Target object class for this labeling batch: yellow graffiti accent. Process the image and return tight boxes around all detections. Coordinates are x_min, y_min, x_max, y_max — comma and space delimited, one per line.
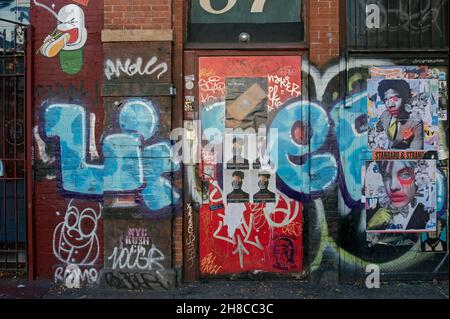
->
310, 199, 433, 274
282, 222, 302, 237
200, 252, 223, 275
199, 68, 216, 78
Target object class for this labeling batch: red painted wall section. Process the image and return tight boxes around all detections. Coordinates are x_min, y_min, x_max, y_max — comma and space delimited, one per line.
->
198, 56, 304, 275
32, 0, 104, 282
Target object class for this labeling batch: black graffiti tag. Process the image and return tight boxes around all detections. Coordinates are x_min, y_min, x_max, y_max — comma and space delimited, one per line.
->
104, 271, 169, 290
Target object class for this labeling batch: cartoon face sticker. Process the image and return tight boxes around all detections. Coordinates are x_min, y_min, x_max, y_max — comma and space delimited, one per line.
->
39, 4, 87, 57
57, 4, 88, 50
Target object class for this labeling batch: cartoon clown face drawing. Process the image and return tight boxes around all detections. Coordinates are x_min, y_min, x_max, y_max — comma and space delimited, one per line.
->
36, 1, 88, 75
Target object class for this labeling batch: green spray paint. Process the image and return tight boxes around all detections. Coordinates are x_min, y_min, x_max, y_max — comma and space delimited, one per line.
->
59, 49, 84, 75
310, 199, 433, 274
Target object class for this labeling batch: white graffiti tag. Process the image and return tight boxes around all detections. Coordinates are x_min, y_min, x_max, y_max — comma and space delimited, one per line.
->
104, 57, 168, 81
107, 244, 165, 272
185, 203, 196, 269
53, 199, 101, 266
52, 200, 102, 288
199, 76, 225, 94
54, 264, 99, 288
268, 74, 301, 110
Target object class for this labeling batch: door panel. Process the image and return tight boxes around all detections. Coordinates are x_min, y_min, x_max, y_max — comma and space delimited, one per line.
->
198, 55, 304, 276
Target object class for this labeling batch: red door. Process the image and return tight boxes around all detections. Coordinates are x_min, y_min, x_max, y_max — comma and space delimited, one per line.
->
197, 55, 304, 276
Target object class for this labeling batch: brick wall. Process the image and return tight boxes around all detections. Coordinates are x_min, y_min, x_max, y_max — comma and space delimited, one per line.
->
32, 0, 104, 280
30, 0, 341, 283
309, 0, 340, 66
104, 0, 171, 30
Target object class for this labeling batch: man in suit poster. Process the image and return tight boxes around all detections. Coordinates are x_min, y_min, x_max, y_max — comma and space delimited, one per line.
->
367, 78, 439, 151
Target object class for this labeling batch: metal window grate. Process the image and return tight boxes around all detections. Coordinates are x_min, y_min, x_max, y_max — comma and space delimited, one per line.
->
347, 0, 449, 50
0, 25, 27, 273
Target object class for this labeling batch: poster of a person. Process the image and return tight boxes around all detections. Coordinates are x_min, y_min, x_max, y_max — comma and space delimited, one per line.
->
252, 135, 273, 170
224, 134, 252, 170
251, 170, 277, 203
364, 160, 436, 233
224, 170, 250, 203
367, 78, 439, 151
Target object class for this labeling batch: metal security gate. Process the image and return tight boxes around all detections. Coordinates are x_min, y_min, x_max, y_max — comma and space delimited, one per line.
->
0, 21, 30, 273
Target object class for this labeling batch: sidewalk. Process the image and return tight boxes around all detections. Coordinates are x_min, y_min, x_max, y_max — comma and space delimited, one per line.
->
1, 276, 448, 299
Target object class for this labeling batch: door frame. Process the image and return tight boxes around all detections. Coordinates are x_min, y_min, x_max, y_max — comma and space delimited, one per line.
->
182, 49, 310, 282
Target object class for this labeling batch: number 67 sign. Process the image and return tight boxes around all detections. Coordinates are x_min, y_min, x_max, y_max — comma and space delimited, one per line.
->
199, 0, 266, 14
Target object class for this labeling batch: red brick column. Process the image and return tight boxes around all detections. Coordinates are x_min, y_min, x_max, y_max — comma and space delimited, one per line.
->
309, 0, 340, 66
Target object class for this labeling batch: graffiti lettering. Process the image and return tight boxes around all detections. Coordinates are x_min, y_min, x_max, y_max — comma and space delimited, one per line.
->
43, 99, 180, 211
104, 271, 169, 290
199, 76, 225, 95
282, 222, 302, 238
34, 81, 101, 105
124, 228, 150, 246
268, 75, 301, 97
270, 99, 337, 196
107, 244, 165, 272
54, 265, 98, 288
200, 253, 222, 275
185, 203, 196, 270
104, 57, 168, 81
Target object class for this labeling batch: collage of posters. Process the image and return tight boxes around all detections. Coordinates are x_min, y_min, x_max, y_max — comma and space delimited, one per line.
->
364, 66, 442, 237
222, 77, 278, 204
367, 66, 440, 151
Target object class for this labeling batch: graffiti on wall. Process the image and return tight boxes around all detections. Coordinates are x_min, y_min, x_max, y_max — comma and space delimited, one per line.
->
190, 55, 448, 279
30, 0, 104, 284
185, 203, 196, 270
104, 57, 169, 81
53, 199, 101, 288
198, 56, 304, 274
102, 219, 172, 290
304, 58, 448, 278
41, 98, 180, 213
34, 0, 88, 75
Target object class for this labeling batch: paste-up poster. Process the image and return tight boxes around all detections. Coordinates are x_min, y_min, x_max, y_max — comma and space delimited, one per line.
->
224, 133, 252, 170
251, 169, 277, 203
367, 77, 439, 151
225, 77, 268, 131
223, 169, 251, 204
421, 165, 448, 252
364, 160, 436, 233
366, 232, 418, 247
421, 218, 447, 252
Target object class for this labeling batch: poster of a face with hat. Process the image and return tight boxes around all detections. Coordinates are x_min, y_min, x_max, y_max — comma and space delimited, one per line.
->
224, 170, 251, 203
251, 170, 277, 203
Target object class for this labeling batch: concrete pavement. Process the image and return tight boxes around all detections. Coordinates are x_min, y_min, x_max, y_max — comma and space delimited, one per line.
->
0, 275, 448, 299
